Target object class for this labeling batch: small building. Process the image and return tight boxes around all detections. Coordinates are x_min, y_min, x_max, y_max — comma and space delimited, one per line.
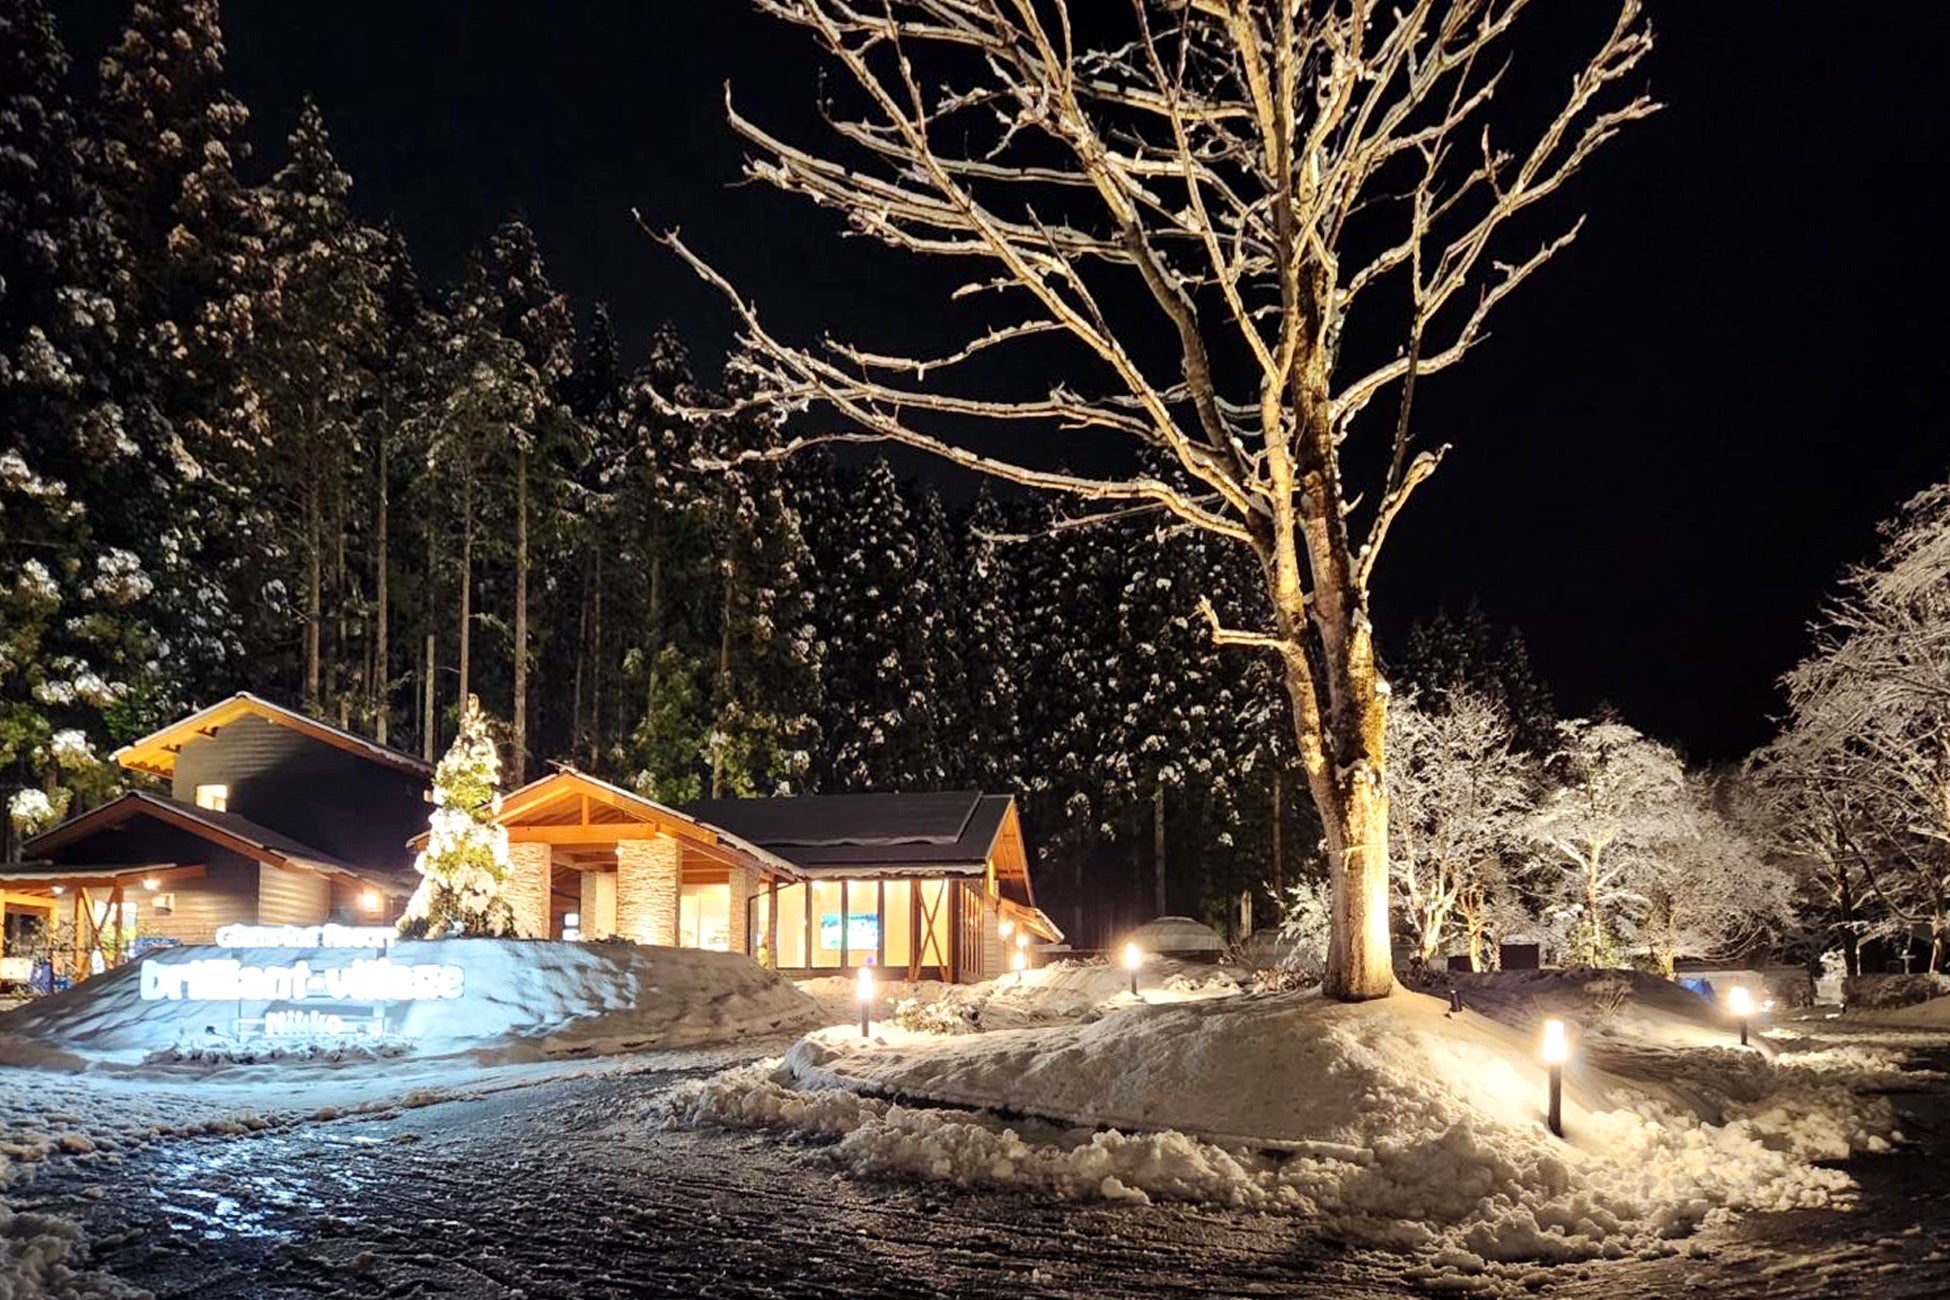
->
2, 694, 425, 978
434, 774, 1063, 983
4, 694, 1058, 986
689, 790, 1062, 981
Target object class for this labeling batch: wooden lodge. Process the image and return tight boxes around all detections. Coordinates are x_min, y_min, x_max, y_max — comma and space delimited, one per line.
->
1, 694, 1058, 986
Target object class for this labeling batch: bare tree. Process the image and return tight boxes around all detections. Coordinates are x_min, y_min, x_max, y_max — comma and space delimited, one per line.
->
660, 0, 1654, 998
1525, 718, 1684, 967
1387, 689, 1532, 966
1775, 485, 1950, 971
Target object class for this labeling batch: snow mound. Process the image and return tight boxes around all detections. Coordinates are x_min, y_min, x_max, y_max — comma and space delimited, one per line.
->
1445, 969, 1753, 1053
803, 958, 1245, 1037
1123, 915, 1226, 954
658, 989, 1899, 1276
0, 940, 820, 1071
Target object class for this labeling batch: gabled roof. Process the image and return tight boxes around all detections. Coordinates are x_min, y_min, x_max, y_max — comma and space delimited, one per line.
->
23, 791, 408, 894
412, 767, 804, 882
112, 691, 435, 780
682, 792, 1015, 869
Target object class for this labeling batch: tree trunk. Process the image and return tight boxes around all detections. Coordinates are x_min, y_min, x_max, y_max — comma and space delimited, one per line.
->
1152, 784, 1167, 916
304, 481, 322, 712
590, 552, 604, 768
512, 448, 529, 786
374, 426, 389, 745
1836, 850, 1861, 978
572, 561, 588, 766
710, 579, 734, 798
645, 551, 663, 727
422, 518, 438, 761
458, 477, 474, 707
1269, 768, 1284, 895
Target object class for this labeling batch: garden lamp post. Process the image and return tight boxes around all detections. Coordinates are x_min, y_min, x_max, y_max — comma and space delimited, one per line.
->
1541, 1018, 1568, 1138
1124, 941, 1142, 997
857, 964, 874, 1039
1728, 985, 1753, 1047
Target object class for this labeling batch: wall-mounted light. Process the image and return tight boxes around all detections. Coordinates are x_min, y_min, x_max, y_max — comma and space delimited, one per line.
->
143, 877, 160, 891
358, 888, 382, 915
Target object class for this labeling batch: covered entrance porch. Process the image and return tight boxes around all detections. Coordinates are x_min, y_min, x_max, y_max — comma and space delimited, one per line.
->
464, 770, 798, 950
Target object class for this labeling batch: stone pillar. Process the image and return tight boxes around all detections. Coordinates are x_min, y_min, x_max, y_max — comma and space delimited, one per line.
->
505, 841, 552, 939
727, 867, 754, 956
616, 834, 681, 947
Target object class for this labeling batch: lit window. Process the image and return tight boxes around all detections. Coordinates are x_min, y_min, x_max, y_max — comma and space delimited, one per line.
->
195, 784, 228, 812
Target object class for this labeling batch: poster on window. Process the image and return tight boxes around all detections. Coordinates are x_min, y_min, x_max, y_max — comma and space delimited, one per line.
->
819, 911, 880, 951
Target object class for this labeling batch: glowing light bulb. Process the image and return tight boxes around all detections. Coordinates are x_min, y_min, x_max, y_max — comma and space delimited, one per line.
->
1727, 986, 1753, 1018
1541, 1018, 1569, 1066
1123, 941, 1142, 972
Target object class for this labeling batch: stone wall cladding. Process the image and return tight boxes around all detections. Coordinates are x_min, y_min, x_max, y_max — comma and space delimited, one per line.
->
616, 835, 681, 946
505, 841, 552, 939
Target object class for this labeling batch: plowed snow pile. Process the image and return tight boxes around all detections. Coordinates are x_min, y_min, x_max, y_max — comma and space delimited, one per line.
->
658, 988, 1901, 1283
0, 940, 820, 1071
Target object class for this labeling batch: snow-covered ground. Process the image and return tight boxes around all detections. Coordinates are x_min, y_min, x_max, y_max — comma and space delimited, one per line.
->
0, 941, 820, 1297
0, 940, 820, 1072
662, 969, 1917, 1290
799, 955, 1244, 1034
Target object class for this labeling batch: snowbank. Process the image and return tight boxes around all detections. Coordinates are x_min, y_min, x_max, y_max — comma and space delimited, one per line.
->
1444, 969, 1758, 1053
800, 957, 1245, 1035
0, 940, 819, 1071
658, 988, 1900, 1279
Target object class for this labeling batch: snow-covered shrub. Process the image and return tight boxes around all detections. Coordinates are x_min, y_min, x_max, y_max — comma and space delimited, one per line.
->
1843, 972, 1950, 1010
893, 995, 979, 1036
1274, 879, 1332, 976
1582, 973, 1634, 1021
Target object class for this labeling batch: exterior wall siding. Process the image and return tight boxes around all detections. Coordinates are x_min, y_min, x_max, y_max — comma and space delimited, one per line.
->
170, 714, 428, 872
256, 862, 330, 926
139, 860, 261, 945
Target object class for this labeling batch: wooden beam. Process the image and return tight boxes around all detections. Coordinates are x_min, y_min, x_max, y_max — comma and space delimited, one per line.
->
505, 823, 669, 845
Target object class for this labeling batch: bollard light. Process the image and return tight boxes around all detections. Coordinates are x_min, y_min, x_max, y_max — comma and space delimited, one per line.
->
1448, 986, 1463, 1014
1728, 985, 1753, 1047
1011, 950, 1027, 974
1540, 1018, 1568, 1138
856, 964, 875, 1039
1124, 941, 1142, 997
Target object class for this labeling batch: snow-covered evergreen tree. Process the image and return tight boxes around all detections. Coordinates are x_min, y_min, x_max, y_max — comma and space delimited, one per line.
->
253, 97, 385, 718
92, 0, 269, 707
953, 486, 1023, 792
816, 458, 939, 791
399, 694, 516, 938
0, 0, 153, 854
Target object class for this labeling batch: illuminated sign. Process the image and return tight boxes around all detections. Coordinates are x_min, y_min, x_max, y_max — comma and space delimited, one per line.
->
214, 924, 396, 949
139, 935, 465, 1040
140, 955, 463, 1004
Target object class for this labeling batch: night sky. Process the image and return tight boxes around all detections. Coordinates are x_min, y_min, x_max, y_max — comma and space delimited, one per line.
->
48, 1, 1950, 763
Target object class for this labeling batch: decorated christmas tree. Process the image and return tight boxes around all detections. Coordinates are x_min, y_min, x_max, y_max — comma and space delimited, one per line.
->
399, 695, 517, 938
